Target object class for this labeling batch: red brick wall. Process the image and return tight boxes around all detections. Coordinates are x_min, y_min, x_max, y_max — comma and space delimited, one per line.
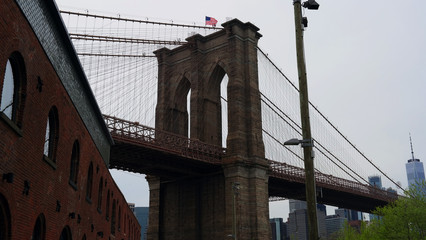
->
0, 1, 140, 239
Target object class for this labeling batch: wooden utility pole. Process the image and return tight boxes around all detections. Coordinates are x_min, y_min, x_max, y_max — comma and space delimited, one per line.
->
293, 0, 319, 239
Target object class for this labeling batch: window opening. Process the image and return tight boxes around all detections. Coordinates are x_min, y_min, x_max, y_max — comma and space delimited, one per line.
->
0, 194, 11, 240
97, 178, 103, 212
44, 107, 59, 162
59, 226, 72, 240
106, 190, 110, 220
69, 141, 80, 187
86, 163, 93, 201
1, 60, 14, 119
31, 214, 46, 240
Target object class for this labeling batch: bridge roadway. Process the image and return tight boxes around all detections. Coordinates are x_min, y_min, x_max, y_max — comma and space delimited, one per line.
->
104, 115, 397, 213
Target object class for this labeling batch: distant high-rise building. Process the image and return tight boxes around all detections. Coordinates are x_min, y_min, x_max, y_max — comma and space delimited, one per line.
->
317, 203, 327, 216
133, 207, 149, 240
368, 175, 382, 189
325, 208, 362, 237
270, 218, 288, 240
335, 208, 362, 221
287, 200, 326, 240
325, 214, 346, 237
368, 175, 383, 221
406, 135, 425, 189
288, 209, 308, 240
128, 203, 136, 212
289, 199, 307, 213
317, 204, 327, 238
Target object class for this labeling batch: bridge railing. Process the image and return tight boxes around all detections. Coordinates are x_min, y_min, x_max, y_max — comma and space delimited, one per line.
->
269, 160, 397, 202
103, 115, 397, 202
103, 115, 225, 164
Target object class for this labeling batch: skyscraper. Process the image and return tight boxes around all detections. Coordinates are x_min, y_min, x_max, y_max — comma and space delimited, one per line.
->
270, 218, 288, 240
368, 175, 382, 189
287, 200, 327, 240
368, 176, 383, 221
406, 135, 425, 189
133, 207, 149, 240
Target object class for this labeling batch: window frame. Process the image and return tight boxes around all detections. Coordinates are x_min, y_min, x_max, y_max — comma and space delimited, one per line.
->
97, 177, 103, 214
31, 214, 46, 240
59, 226, 72, 240
106, 189, 110, 221
85, 162, 93, 203
0, 52, 27, 136
43, 107, 59, 169
69, 140, 80, 190
0, 194, 11, 240
111, 199, 116, 235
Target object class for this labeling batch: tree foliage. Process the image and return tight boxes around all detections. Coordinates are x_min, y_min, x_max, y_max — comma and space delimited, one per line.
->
338, 181, 426, 240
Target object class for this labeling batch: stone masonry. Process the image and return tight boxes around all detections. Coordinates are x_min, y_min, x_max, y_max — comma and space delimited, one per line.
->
148, 19, 271, 240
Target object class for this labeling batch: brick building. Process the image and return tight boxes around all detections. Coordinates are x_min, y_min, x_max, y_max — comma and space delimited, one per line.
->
0, 0, 140, 239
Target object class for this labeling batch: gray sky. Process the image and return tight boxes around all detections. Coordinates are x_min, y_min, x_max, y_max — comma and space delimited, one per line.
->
56, 0, 426, 219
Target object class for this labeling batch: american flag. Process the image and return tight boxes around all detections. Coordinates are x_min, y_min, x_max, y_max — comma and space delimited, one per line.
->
205, 16, 218, 27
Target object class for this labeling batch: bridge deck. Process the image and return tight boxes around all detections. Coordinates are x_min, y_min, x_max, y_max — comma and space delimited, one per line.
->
104, 115, 397, 212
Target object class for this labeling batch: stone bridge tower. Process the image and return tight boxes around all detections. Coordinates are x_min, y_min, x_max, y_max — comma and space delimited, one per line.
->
148, 19, 270, 240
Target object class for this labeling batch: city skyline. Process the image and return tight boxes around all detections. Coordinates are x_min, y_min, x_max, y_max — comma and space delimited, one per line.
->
55, 0, 426, 220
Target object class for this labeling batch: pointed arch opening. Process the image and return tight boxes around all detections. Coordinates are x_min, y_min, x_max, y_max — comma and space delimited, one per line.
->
86, 162, 93, 202
97, 177, 103, 213
44, 106, 59, 165
31, 214, 46, 240
118, 206, 121, 232
106, 189, 110, 221
204, 64, 228, 147
59, 226, 72, 240
170, 76, 191, 137
69, 141, 80, 189
0, 193, 11, 240
1, 52, 27, 132
220, 75, 228, 148
111, 199, 116, 234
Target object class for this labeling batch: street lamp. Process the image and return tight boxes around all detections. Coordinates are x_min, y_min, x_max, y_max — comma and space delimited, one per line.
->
303, 0, 320, 10
284, 138, 313, 147
291, 0, 320, 239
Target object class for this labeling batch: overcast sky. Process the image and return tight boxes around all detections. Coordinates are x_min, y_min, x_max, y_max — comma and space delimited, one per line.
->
56, 0, 426, 219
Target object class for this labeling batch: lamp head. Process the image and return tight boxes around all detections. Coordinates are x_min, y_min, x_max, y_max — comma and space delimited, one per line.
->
284, 138, 301, 146
303, 0, 320, 10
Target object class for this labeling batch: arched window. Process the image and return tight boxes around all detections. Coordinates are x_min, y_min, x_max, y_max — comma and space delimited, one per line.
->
43, 107, 59, 163
1, 52, 26, 130
106, 190, 110, 221
1, 60, 14, 119
171, 76, 190, 137
69, 141, 80, 188
59, 226, 72, 240
31, 214, 46, 240
111, 200, 116, 234
124, 213, 127, 235
204, 65, 227, 146
85, 162, 93, 202
97, 177, 103, 213
118, 206, 121, 232
81, 235, 86, 240
0, 193, 11, 240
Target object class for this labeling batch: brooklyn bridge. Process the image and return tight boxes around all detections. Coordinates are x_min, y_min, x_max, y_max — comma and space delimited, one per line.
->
61, 10, 399, 239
